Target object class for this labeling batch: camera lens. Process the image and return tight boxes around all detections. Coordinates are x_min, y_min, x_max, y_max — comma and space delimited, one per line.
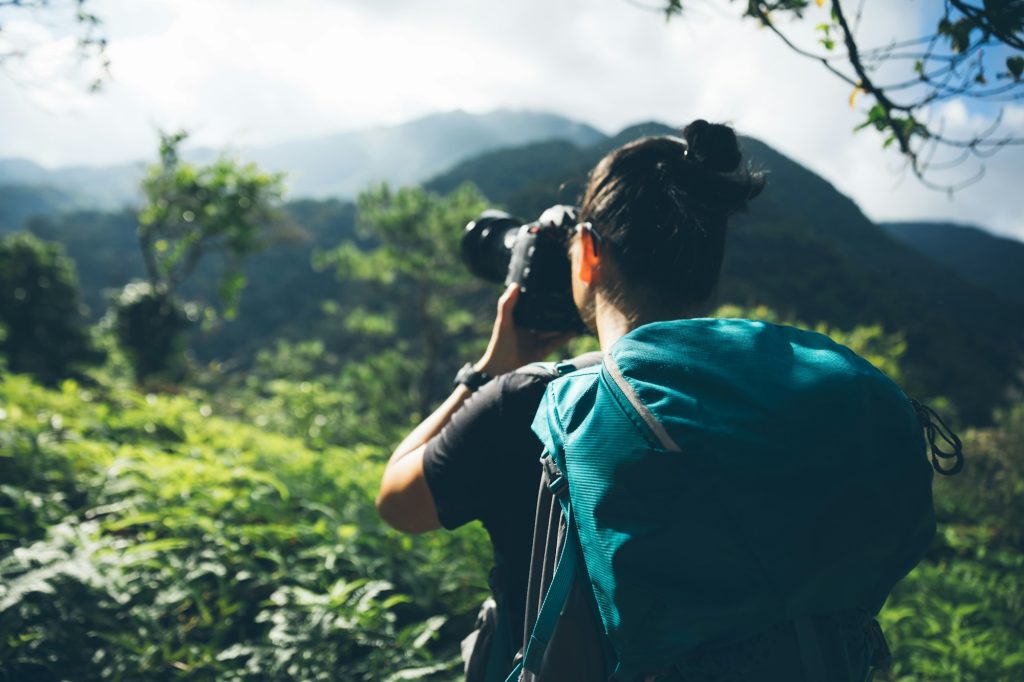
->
461, 210, 523, 283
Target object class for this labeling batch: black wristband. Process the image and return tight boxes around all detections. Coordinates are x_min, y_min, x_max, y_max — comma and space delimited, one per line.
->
453, 363, 493, 392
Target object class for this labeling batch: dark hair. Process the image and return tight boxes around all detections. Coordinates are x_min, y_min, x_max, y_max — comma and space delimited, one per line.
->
578, 119, 764, 309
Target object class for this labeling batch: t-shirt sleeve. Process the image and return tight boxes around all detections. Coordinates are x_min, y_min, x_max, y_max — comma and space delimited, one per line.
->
422, 372, 548, 530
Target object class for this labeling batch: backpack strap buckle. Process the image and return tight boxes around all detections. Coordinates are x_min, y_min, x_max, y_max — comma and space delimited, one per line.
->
541, 456, 568, 498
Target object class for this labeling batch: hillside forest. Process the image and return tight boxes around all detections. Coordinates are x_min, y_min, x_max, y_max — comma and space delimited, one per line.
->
1, 115, 1023, 680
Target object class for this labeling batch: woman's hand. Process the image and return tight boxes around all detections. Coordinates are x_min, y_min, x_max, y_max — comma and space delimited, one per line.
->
475, 284, 577, 376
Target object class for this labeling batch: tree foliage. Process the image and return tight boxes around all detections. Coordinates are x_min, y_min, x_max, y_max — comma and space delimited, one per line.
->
315, 183, 495, 417
657, 0, 1024, 191
137, 131, 288, 321
109, 281, 194, 385
0, 232, 102, 383
115, 132, 288, 383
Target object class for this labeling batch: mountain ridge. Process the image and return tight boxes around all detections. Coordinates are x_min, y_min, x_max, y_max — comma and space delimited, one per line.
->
0, 109, 607, 210
880, 221, 1024, 304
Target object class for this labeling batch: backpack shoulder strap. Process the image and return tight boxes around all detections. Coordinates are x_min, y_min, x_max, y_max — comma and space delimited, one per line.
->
507, 456, 580, 682
515, 350, 604, 382
504, 350, 605, 682
511, 447, 614, 682
517, 352, 601, 643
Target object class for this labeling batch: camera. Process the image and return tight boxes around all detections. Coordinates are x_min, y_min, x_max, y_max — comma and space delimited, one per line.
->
461, 205, 586, 333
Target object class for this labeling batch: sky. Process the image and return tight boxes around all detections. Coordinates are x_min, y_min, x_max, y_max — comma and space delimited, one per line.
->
1, 0, 1021, 240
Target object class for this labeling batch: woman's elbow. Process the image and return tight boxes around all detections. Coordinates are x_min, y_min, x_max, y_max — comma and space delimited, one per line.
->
376, 494, 429, 534
375, 490, 409, 531
375, 447, 442, 533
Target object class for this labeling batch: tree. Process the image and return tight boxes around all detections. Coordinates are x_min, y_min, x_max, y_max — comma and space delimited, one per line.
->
110, 281, 193, 384
116, 132, 287, 383
137, 131, 288, 321
316, 183, 494, 418
655, 0, 1024, 191
0, 232, 103, 383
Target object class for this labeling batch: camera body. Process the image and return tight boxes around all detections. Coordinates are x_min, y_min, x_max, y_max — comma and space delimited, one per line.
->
461, 205, 586, 333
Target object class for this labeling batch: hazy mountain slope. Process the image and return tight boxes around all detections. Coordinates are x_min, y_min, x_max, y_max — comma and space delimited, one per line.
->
0, 110, 607, 210
0, 159, 51, 184
248, 109, 606, 198
428, 125, 1023, 422
0, 184, 80, 232
426, 121, 679, 218
0, 159, 144, 210
880, 222, 1024, 304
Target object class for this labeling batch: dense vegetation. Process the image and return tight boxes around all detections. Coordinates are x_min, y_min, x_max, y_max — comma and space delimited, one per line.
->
1, 127, 1022, 680
0, 374, 489, 680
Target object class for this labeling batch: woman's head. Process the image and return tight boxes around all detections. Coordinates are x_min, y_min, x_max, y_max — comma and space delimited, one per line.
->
571, 120, 764, 329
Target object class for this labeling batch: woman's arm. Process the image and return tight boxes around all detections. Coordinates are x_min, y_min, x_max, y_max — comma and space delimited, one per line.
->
376, 284, 575, 533
374, 386, 471, 533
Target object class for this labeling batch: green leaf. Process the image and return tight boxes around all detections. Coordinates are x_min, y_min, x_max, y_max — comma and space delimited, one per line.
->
1007, 55, 1024, 81
120, 537, 190, 555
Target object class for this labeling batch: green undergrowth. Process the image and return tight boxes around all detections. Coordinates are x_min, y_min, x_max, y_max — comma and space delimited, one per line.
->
878, 404, 1024, 681
0, 374, 489, 681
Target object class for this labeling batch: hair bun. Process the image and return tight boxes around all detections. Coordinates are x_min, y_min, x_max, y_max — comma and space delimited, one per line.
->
683, 119, 742, 173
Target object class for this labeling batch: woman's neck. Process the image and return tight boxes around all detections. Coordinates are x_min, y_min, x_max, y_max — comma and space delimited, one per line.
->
593, 291, 698, 352
594, 295, 634, 352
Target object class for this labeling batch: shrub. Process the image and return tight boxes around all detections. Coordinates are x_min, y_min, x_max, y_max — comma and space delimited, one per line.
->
0, 233, 103, 383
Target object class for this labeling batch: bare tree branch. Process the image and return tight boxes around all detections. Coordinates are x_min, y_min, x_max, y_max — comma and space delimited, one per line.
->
651, 0, 1024, 193
0, 0, 109, 88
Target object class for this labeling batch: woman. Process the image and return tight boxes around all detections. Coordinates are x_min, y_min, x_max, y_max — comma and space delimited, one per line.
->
377, 121, 932, 680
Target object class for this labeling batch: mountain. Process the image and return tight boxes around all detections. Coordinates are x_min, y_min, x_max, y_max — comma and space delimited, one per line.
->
244, 109, 606, 198
0, 159, 52, 184
0, 110, 607, 214
0, 159, 144, 210
0, 184, 80, 233
428, 122, 1024, 423
427, 121, 685, 217
880, 222, 1024, 304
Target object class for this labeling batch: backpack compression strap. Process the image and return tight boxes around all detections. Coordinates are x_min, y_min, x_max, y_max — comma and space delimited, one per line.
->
505, 455, 580, 682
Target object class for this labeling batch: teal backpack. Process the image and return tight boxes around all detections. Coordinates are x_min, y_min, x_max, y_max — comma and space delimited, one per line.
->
508, 318, 961, 682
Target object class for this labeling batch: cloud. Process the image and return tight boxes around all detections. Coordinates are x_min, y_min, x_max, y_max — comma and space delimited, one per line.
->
0, 0, 1020, 239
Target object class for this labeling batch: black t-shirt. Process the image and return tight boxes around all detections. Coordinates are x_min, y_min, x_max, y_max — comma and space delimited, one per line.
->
422, 370, 549, 640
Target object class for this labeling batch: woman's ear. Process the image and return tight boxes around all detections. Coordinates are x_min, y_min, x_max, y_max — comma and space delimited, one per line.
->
578, 227, 600, 284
